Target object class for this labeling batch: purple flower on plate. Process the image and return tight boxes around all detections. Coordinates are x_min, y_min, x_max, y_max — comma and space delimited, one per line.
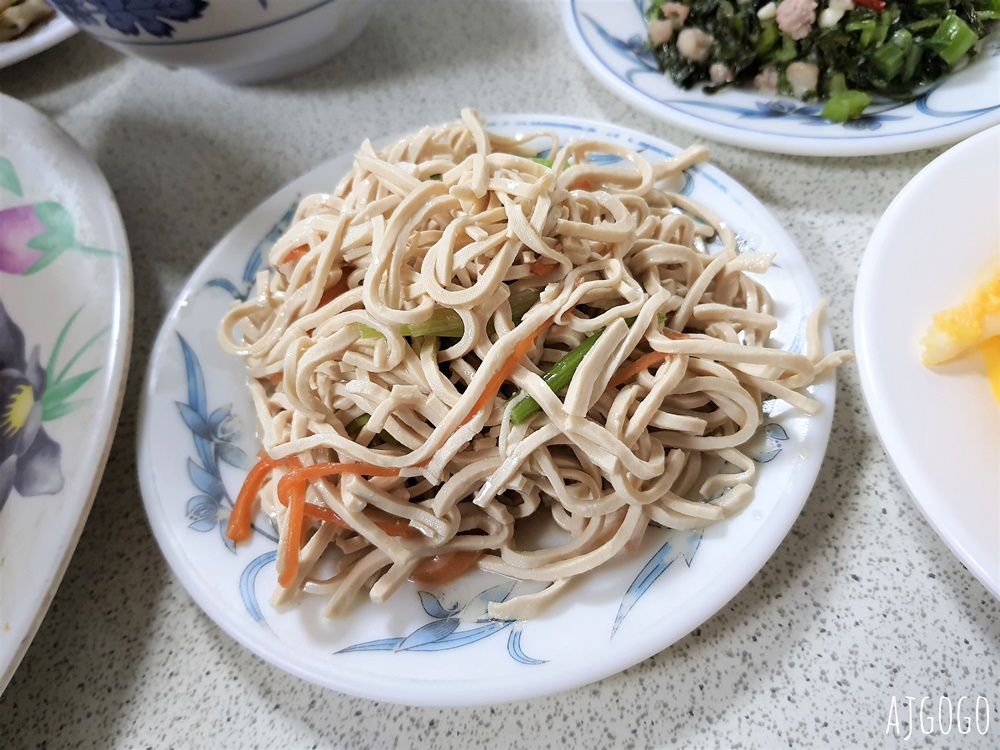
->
0, 205, 46, 275
0, 202, 114, 276
0, 302, 64, 512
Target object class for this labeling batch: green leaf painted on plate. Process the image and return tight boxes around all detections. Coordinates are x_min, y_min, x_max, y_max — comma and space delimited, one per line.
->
53, 324, 110, 385
0, 157, 22, 197
41, 368, 100, 409
45, 307, 85, 386
41, 399, 88, 422
38, 309, 109, 422
23, 202, 116, 274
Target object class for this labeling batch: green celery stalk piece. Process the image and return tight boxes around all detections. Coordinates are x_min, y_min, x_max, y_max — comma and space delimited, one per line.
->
509, 288, 542, 321
345, 413, 371, 437
345, 413, 402, 447
755, 23, 779, 56
402, 308, 464, 338
357, 323, 384, 339
507, 315, 655, 425
907, 18, 942, 33
355, 289, 541, 341
872, 29, 913, 81
826, 72, 848, 98
771, 33, 798, 63
929, 13, 979, 65
903, 43, 923, 82
846, 19, 877, 47
509, 329, 604, 425
821, 90, 872, 123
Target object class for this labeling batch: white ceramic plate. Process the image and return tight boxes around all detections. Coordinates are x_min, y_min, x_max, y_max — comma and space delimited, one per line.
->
0, 14, 76, 69
137, 114, 838, 707
562, 0, 1000, 156
855, 125, 1000, 598
0, 93, 132, 691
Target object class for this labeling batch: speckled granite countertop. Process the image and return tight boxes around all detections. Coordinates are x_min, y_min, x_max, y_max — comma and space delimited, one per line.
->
1, 1, 997, 748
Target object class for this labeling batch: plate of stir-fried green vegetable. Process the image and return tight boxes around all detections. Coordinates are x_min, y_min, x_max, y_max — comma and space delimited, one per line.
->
562, 0, 1000, 155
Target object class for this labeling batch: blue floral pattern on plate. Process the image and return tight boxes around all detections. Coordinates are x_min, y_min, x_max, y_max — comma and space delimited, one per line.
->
48, 0, 209, 38
338, 586, 545, 664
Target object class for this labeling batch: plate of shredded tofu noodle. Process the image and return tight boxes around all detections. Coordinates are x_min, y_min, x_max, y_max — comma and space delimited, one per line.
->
137, 111, 849, 705
562, 0, 1000, 156
856, 125, 999, 599
0, 4, 75, 69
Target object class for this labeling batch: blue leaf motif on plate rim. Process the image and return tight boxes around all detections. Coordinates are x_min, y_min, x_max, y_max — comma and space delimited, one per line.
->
175, 334, 270, 539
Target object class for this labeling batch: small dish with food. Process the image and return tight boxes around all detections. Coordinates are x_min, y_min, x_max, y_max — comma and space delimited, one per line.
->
138, 111, 847, 705
562, 0, 1000, 155
0, 6, 75, 69
855, 125, 1000, 598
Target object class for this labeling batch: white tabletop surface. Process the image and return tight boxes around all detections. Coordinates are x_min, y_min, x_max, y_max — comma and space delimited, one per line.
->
1, 2, 997, 748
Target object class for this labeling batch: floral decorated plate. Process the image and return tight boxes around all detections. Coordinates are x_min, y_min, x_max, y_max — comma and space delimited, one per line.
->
855, 126, 999, 598
0, 93, 131, 690
0, 13, 76, 69
137, 114, 837, 707
562, 0, 1000, 156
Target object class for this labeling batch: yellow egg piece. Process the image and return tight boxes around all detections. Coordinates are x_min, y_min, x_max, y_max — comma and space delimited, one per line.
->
981, 336, 1000, 407
921, 262, 1000, 366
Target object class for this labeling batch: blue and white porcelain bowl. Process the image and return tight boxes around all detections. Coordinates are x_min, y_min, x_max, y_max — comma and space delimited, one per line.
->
48, 0, 376, 84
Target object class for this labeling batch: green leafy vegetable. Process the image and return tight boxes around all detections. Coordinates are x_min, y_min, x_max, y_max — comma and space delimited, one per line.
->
646, 1, 998, 122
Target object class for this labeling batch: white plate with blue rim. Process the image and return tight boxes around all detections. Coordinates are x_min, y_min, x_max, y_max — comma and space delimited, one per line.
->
0, 93, 131, 692
562, 0, 1000, 157
137, 113, 838, 707
0, 13, 76, 69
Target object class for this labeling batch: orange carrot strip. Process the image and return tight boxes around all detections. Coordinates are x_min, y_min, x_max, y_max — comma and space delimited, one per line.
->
284, 245, 310, 262
411, 550, 483, 586
274, 461, 404, 587
274, 477, 419, 538
278, 472, 308, 588
374, 519, 423, 539
280, 462, 400, 488
226, 452, 287, 542
279, 490, 351, 530
233, 453, 425, 588
461, 317, 554, 426
276, 463, 399, 526
606, 351, 671, 391
568, 179, 594, 191
531, 260, 559, 276
318, 273, 351, 307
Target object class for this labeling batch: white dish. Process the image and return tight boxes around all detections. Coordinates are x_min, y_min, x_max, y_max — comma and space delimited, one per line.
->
137, 114, 838, 707
562, 0, 1000, 157
855, 125, 1000, 598
0, 14, 76, 69
0, 93, 132, 691
44, 0, 375, 84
